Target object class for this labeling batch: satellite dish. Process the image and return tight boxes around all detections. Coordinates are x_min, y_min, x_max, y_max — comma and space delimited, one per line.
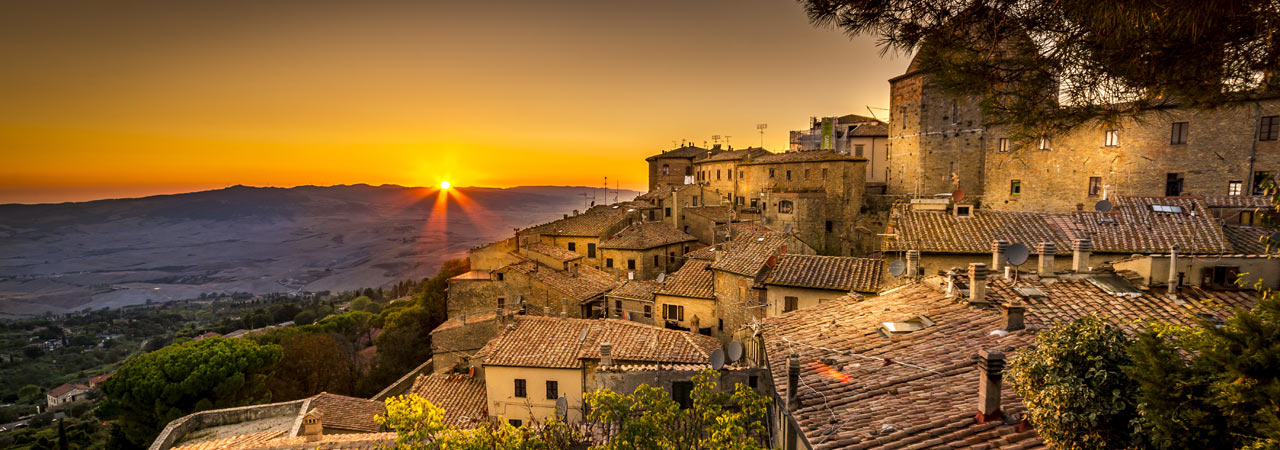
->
1270, 231, 1280, 247
709, 348, 725, 370
726, 341, 744, 362
783, 223, 793, 233
656, 273, 666, 283
1005, 243, 1030, 266
555, 396, 568, 419
1094, 199, 1113, 212
888, 260, 906, 277
952, 189, 966, 203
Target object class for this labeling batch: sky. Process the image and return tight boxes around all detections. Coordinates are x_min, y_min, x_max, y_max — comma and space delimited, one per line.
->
0, 0, 910, 204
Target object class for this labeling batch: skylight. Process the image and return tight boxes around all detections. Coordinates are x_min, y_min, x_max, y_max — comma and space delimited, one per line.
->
878, 316, 935, 337
1151, 204, 1183, 213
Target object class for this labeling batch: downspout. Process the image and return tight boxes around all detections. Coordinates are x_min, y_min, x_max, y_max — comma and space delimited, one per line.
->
1248, 102, 1262, 193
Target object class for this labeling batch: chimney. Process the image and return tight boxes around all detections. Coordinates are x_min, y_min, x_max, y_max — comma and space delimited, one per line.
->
1168, 245, 1180, 295
786, 354, 800, 411
542, 306, 551, 316
572, 209, 580, 216
1072, 238, 1093, 272
945, 268, 959, 298
561, 299, 569, 319
599, 342, 612, 367
976, 349, 1005, 423
302, 410, 323, 441
1036, 242, 1056, 274
1002, 301, 1025, 331
968, 263, 988, 305
905, 250, 919, 278
991, 240, 1009, 271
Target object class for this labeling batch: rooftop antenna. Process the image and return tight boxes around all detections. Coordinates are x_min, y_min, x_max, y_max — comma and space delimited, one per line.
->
865, 106, 887, 122
725, 135, 732, 147
756, 123, 767, 148
712, 135, 721, 145
614, 180, 620, 202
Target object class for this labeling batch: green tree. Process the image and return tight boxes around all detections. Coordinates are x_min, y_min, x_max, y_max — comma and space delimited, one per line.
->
293, 309, 318, 326
1007, 316, 1138, 450
96, 337, 282, 447
18, 384, 43, 404
376, 393, 580, 449
351, 296, 382, 314
584, 369, 770, 450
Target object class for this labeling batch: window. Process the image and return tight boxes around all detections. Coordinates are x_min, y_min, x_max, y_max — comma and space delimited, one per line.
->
627, 259, 636, 270
749, 198, 759, 208
509, 419, 522, 427
567, 242, 576, 252
727, 170, 732, 180
777, 200, 794, 214
998, 138, 1010, 152
496, 272, 505, 281
1010, 180, 1022, 196
1255, 171, 1273, 195
1166, 173, 1184, 196
1171, 122, 1188, 145
546, 380, 559, 399
749, 376, 758, 389
785, 170, 792, 181
684, 166, 692, 176
514, 379, 527, 398
497, 297, 505, 309
661, 164, 670, 175
672, 381, 694, 409
769, 168, 775, 178
1038, 137, 1051, 151
1104, 130, 1119, 147
718, 318, 723, 331
643, 305, 652, 318
1241, 210, 1257, 225
1088, 177, 1103, 197
854, 144, 865, 157
736, 196, 744, 205
1229, 181, 1243, 196
825, 220, 833, 233
683, 225, 690, 233
1261, 116, 1279, 141
615, 300, 623, 317
587, 243, 596, 258
664, 304, 684, 321
784, 296, 799, 313
653, 255, 659, 267
1151, 204, 1184, 213
804, 169, 810, 179
606, 258, 614, 268
691, 196, 699, 206
822, 168, 828, 179
716, 169, 721, 180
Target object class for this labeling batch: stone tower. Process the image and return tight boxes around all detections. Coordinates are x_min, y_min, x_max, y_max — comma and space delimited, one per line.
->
887, 54, 988, 198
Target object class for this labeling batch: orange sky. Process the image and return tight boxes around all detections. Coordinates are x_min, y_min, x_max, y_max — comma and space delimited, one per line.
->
0, 0, 910, 204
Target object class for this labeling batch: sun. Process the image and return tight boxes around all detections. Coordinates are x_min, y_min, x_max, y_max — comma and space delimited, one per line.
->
439, 180, 451, 190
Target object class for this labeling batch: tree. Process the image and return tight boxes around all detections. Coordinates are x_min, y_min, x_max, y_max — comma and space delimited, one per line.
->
798, 0, 1280, 137
584, 369, 770, 450
351, 296, 381, 314
96, 337, 282, 447
257, 328, 360, 400
376, 394, 581, 449
18, 384, 43, 404
293, 309, 317, 326
1007, 316, 1138, 450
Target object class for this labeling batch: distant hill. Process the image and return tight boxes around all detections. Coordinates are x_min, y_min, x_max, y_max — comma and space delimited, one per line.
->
0, 184, 639, 317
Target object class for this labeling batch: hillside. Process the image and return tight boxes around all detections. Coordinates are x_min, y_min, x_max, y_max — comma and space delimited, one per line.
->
0, 184, 637, 317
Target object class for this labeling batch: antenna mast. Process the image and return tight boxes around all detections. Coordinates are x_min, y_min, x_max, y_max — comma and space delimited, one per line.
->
756, 123, 767, 148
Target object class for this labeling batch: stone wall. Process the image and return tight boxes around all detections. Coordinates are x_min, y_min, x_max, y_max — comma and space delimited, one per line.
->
598, 243, 689, 280
149, 400, 306, 450
887, 71, 989, 198
740, 159, 866, 255
649, 156, 695, 191
712, 271, 765, 345
432, 316, 504, 375
469, 238, 518, 271
593, 366, 768, 399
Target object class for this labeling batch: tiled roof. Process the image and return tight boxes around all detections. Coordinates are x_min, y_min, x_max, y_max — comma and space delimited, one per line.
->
698, 147, 772, 163
307, 393, 385, 433
207, 432, 397, 450
407, 374, 488, 428
476, 316, 719, 369
636, 184, 678, 202
169, 430, 287, 450
763, 254, 883, 293
607, 280, 660, 302
523, 205, 633, 237
1224, 225, 1271, 255
1201, 195, 1270, 208
502, 260, 619, 302
448, 270, 491, 281
655, 260, 714, 299
523, 242, 583, 262
887, 196, 1233, 255
739, 149, 863, 165
48, 384, 88, 398
646, 145, 717, 161
730, 221, 774, 235
88, 372, 112, 384
682, 206, 733, 223
709, 231, 792, 277
684, 244, 717, 261
599, 222, 698, 250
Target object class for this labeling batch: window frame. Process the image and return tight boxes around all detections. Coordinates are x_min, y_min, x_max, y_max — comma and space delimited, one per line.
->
1088, 177, 1102, 197
546, 380, 559, 400
1010, 179, 1022, 196
514, 379, 527, 398
1171, 122, 1189, 145
1104, 130, 1120, 147
997, 138, 1010, 152
784, 296, 799, 313
1260, 116, 1279, 141
1228, 181, 1243, 196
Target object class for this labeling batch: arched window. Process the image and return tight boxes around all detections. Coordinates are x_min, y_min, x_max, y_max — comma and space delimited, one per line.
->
778, 200, 794, 214
662, 164, 670, 175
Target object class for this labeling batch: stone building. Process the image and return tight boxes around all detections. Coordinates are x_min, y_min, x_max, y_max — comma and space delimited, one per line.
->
692, 147, 772, 198
789, 114, 890, 186
47, 383, 89, 408
708, 230, 817, 344
521, 204, 637, 268
596, 221, 698, 280
737, 150, 867, 255
645, 145, 723, 191
653, 259, 718, 335
446, 258, 618, 319
603, 280, 659, 324
759, 254, 883, 317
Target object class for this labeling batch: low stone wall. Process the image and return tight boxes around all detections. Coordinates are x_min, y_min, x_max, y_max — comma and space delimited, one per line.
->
148, 400, 306, 450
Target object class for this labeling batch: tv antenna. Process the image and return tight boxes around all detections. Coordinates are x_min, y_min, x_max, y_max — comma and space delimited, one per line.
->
712, 135, 721, 145
724, 136, 732, 147
756, 124, 767, 147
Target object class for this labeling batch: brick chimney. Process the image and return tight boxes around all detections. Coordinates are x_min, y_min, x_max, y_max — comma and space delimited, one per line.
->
1168, 245, 1180, 295
905, 250, 919, 278
599, 343, 612, 367
968, 263, 988, 305
1072, 238, 1093, 272
302, 409, 323, 441
542, 306, 551, 316
976, 349, 1005, 423
786, 354, 800, 411
561, 299, 569, 319
1036, 242, 1056, 274
945, 268, 959, 298
991, 240, 1009, 271
1002, 301, 1025, 331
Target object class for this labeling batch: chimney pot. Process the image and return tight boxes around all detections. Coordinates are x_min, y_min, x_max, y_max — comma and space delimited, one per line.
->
561, 299, 569, 318
1036, 242, 1057, 274
600, 342, 612, 367
1168, 246, 1180, 295
787, 354, 800, 411
968, 263, 988, 304
302, 410, 323, 441
1072, 239, 1093, 272
1002, 301, 1026, 331
542, 306, 551, 316
992, 240, 1009, 270
976, 349, 1005, 422
905, 250, 920, 278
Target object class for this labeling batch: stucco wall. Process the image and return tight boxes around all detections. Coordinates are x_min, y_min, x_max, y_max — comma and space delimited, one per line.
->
763, 285, 850, 318
484, 366, 584, 424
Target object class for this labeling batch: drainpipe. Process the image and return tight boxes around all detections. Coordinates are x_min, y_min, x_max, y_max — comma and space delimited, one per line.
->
1248, 102, 1261, 193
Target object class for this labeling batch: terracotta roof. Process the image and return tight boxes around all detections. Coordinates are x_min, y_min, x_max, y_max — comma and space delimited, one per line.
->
887, 196, 1233, 255
645, 145, 718, 161
698, 147, 773, 163
1223, 225, 1271, 255
48, 384, 88, 398
739, 149, 863, 165
599, 222, 698, 250
448, 270, 491, 281
523, 205, 633, 237
89, 372, 112, 384
709, 231, 792, 277
763, 255, 884, 293
845, 120, 889, 137
682, 205, 733, 223
501, 260, 619, 302
523, 242, 583, 262
684, 245, 717, 261
730, 221, 774, 235
655, 260, 714, 299
636, 184, 678, 202
304, 393, 385, 433
169, 430, 288, 450
407, 374, 488, 428
476, 316, 720, 369
607, 280, 660, 302
1201, 195, 1270, 208
432, 309, 499, 333
180, 432, 397, 450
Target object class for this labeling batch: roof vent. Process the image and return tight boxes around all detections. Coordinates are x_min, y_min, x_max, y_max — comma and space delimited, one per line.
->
878, 316, 935, 336
954, 204, 973, 218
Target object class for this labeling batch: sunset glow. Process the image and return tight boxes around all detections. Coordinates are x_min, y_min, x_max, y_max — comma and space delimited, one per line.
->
439, 181, 451, 190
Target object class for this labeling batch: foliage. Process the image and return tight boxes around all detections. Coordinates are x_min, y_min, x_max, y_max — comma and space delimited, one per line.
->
96, 337, 282, 448
351, 296, 382, 314
376, 394, 581, 449
1007, 316, 1138, 450
584, 369, 770, 450
253, 328, 360, 401
293, 309, 318, 326
798, 0, 1280, 138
